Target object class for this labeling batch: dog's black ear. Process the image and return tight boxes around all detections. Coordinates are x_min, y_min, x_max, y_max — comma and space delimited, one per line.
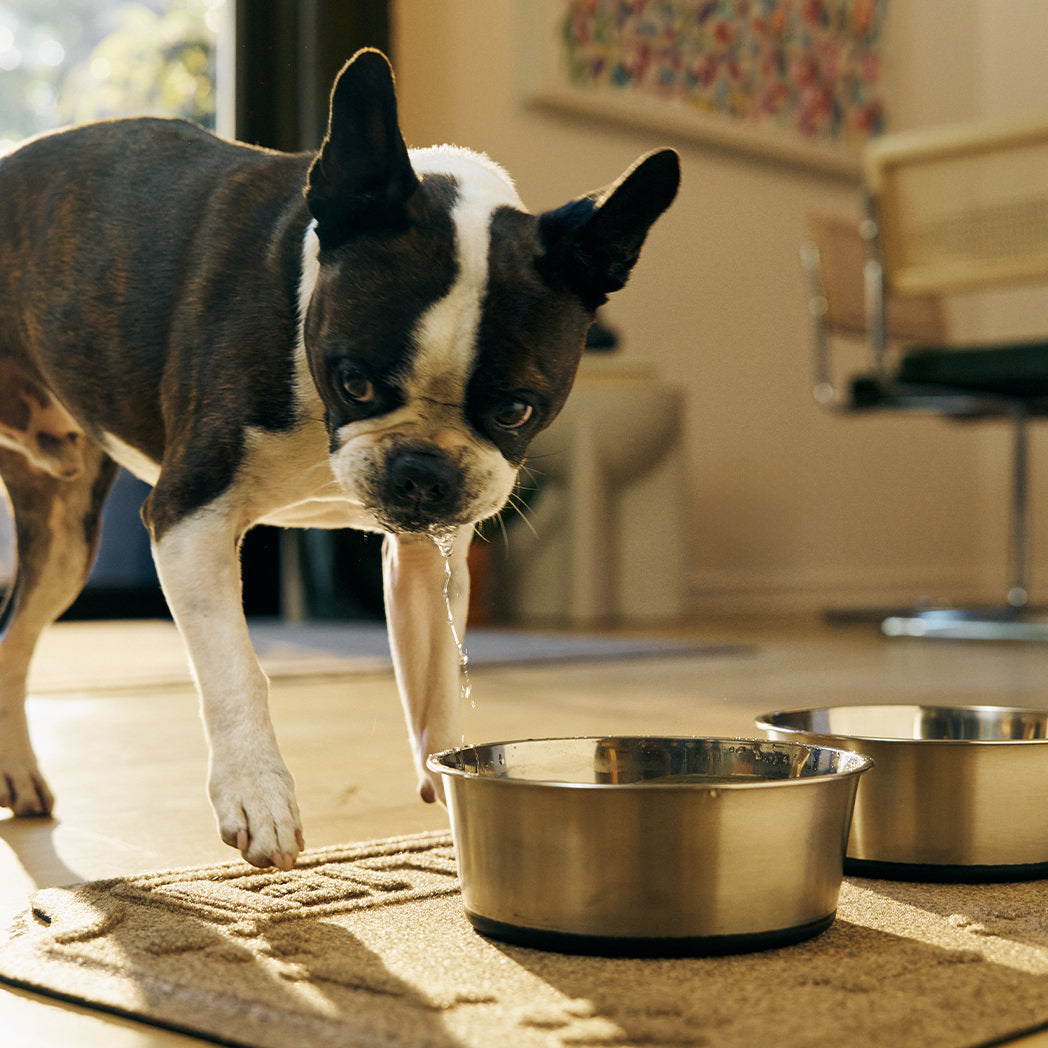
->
537, 149, 680, 309
305, 48, 420, 249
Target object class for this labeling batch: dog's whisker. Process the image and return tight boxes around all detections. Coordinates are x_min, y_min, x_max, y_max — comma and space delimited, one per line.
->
520, 450, 562, 464
496, 513, 512, 546
502, 494, 538, 539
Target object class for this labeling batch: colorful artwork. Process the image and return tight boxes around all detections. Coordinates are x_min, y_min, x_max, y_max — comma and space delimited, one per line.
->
558, 0, 885, 146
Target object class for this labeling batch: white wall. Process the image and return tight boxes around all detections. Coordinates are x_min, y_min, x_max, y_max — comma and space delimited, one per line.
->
392, 0, 1048, 617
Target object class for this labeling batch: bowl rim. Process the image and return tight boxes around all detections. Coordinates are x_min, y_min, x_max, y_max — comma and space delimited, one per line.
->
425, 734, 873, 789
756, 703, 1048, 746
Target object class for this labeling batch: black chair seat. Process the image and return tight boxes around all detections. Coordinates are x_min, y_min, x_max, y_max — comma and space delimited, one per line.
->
899, 341, 1048, 396
850, 342, 1048, 413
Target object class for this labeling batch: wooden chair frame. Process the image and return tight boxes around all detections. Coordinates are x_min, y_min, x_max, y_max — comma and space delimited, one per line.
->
804, 114, 1048, 639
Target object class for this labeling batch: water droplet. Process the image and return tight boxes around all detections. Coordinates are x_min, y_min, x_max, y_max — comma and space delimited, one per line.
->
431, 530, 479, 757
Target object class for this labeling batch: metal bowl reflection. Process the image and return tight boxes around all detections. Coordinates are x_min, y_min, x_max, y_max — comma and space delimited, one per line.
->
426, 736, 871, 956
756, 705, 1048, 879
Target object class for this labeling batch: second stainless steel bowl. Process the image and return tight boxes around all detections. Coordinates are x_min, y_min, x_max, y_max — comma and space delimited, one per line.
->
757, 704, 1048, 879
427, 736, 871, 956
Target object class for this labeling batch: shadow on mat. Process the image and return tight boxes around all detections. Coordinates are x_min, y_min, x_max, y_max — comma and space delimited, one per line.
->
14, 892, 466, 1048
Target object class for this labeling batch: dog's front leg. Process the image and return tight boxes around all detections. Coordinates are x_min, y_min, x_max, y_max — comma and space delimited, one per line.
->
383, 525, 472, 805
150, 505, 303, 869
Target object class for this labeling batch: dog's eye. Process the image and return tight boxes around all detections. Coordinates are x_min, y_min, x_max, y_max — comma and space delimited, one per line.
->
338, 366, 375, 405
492, 398, 533, 430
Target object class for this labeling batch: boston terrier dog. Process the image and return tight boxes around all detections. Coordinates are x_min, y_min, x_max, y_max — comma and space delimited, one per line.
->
0, 49, 679, 868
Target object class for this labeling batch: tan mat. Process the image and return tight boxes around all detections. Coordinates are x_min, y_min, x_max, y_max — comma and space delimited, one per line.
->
1, 831, 1047, 1048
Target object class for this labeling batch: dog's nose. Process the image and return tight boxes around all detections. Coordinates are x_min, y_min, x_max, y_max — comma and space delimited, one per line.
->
384, 448, 460, 523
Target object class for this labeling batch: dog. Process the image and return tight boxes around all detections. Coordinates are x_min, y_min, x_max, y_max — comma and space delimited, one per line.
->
0, 49, 679, 868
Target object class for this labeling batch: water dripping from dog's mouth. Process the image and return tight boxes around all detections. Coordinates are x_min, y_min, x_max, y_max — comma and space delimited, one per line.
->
429, 527, 479, 773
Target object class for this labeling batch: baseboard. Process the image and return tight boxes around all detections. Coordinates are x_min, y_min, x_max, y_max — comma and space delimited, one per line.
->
59, 586, 171, 621
686, 564, 1011, 617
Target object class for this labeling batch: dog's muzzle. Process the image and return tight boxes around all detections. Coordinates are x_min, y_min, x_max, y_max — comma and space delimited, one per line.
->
377, 446, 467, 532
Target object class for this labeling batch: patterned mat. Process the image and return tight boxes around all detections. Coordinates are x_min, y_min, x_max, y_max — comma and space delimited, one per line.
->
1, 832, 1048, 1048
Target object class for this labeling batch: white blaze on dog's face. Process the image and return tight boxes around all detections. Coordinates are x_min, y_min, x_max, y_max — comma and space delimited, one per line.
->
301, 50, 680, 534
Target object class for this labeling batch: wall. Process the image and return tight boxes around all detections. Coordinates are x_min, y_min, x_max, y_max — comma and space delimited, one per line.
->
391, 0, 1047, 617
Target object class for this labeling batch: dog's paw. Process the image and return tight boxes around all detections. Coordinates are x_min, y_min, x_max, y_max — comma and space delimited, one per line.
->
418, 770, 446, 806
209, 764, 304, 870
0, 755, 55, 817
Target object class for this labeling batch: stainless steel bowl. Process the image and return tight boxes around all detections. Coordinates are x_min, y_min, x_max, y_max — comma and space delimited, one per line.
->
426, 736, 871, 956
756, 705, 1048, 880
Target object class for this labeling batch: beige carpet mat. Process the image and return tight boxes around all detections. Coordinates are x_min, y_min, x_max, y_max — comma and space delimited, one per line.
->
1, 832, 1047, 1048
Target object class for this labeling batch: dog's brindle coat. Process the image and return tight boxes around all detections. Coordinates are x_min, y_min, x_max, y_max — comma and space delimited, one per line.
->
0, 50, 679, 868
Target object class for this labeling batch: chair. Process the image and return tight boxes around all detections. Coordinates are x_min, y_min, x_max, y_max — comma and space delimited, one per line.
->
801, 114, 1048, 640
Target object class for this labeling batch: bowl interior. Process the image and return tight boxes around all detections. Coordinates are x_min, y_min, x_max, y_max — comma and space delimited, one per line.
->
430, 736, 870, 785
758, 705, 1048, 743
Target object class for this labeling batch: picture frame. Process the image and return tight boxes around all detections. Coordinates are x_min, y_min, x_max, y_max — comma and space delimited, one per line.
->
518, 0, 887, 179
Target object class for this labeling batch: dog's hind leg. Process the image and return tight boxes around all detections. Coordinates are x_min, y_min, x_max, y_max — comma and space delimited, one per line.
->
0, 441, 117, 815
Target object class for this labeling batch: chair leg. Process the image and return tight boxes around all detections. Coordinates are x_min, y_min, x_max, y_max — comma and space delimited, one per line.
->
881, 407, 1048, 641
1007, 408, 1030, 609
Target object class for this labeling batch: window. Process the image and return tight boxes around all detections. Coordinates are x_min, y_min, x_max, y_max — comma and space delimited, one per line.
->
0, 0, 227, 153
0, 0, 228, 599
